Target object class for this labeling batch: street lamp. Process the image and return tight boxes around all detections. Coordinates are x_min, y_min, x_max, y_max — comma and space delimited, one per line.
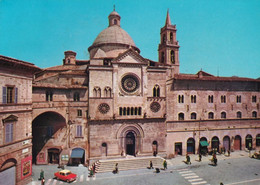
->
68, 120, 73, 148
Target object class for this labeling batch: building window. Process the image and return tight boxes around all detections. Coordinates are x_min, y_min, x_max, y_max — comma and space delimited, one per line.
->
191, 95, 196, 103
114, 19, 117, 25
208, 112, 214, 119
221, 112, 226, 119
153, 85, 160, 97
5, 123, 13, 143
236, 111, 242, 118
208, 95, 214, 103
170, 50, 175, 64
93, 87, 101, 97
236, 95, 241, 103
178, 113, 184, 120
77, 109, 82, 117
221, 95, 226, 103
178, 95, 184, 103
252, 96, 257, 103
191, 112, 197, 120
170, 32, 173, 42
162, 34, 166, 44
104, 87, 112, 97
73, 92, 80, 101
76, 125, 82, 137
161, 52, 165, 63
2, 86, 18, 104
119, 107, 142, 116
46, 91, 53, 101
252, 111, 257, 118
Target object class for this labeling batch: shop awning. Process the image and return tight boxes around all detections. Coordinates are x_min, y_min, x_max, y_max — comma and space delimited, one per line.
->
70, 149, 84, 158
200, 141, 209, 146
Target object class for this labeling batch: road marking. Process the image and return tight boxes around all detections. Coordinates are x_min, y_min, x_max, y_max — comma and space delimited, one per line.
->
59, 181, 63, 184
181, 173, 197, 176
191, 181, 207, 185
184, 175, 199, 179
177, 168, 189, 172
179, 170, 193, 174
188, 178, 203, 182
225, 178, 260, 185
80, 175, 84, 182
93, 176, 96, 180
86, 176, 90, 181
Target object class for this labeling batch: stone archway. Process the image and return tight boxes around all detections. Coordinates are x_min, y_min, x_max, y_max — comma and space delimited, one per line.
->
32, 111, 66, 164
116, 124, 144, 156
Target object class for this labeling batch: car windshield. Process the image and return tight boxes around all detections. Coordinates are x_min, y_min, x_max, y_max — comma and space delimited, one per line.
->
65, 172, 71, 176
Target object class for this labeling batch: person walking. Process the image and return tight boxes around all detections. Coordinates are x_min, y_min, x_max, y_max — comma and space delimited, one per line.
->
163, 160, 167, 170
41, 177, 45, 185
113, 163, 119, 174
149, 160, 154, 169
199, 153, 202, 162
186, 154, 191, 165
39, 169, 44, 180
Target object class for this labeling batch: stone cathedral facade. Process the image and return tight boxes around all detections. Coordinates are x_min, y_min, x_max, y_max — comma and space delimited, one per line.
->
2, 10, 258, 172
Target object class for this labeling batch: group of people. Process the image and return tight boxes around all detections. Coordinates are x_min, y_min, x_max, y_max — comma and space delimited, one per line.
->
88, 163, 96, 177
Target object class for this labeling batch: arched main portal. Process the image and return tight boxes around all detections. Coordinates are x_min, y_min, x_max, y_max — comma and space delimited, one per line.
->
32, 111, 66, 164
245, 134, 253, 150
126, 132, 135, 156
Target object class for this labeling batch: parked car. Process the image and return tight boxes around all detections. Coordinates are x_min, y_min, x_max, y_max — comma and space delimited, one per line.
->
54, 170, 77, 182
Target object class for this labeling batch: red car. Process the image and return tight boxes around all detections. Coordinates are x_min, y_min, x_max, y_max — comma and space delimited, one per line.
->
54, 170, 77, 183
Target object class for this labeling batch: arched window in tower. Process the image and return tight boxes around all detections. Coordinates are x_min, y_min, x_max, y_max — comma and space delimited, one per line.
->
153, 85, 160, 97
73, 92, 80, 101
170, 32, 173, 43
93, 87, 101, 97
162, 34, 166, 44
104, 87, 112, 97
170, 50, 175, 64
114, 19, 117, 25
161, 52, 165, 63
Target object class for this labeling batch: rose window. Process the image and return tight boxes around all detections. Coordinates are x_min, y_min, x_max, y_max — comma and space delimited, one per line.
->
150, 102, 161, 113
98, 103, 110, 114
121, 75, 139, 93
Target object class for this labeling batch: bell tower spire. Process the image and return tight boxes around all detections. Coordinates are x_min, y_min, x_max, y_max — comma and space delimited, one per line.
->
158, 9, 180, 75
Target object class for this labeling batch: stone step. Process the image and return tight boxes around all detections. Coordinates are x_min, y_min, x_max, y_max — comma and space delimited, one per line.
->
95, 156, 165, 173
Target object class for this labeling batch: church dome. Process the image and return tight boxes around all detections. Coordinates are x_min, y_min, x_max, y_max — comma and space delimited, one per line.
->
88, 10, 140, 59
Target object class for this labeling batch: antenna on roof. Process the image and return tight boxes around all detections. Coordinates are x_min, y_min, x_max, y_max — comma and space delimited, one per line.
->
113, 5, 116, 11
217, 67, 219, 77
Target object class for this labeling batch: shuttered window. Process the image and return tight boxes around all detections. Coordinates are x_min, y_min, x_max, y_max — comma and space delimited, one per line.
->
5, 123, 13, 143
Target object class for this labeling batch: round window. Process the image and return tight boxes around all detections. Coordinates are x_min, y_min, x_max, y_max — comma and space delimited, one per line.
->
121, 74, 140, 93
98, 103, 110, 114
150, 102, 161, 113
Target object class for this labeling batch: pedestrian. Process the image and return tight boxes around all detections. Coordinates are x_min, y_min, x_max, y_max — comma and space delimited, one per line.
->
112, 163, 118, 174
41, 177, 45, 185
163, 160, 167, 170
39, 169, 44, 180
148, 160, 154, 169
186, 154, 191, 165
227, 150, 230, 157
199, 153, 202, 162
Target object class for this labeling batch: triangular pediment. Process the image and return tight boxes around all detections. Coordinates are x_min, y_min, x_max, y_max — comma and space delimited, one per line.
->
2, 115, 18, 123
113, 48, 147, 64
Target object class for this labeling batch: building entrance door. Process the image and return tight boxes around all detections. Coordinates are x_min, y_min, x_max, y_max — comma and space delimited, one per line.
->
126, 132, 135, 156
234, 135, 241, 150
48, 148, 59, 164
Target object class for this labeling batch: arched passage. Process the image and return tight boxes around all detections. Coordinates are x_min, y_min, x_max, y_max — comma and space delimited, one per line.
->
234, 135, 242, 150
0, 158, 17, 185
126, 132, 135, 156
187, 138, 195, 154
199, 137, 208, 155
256, 134, 260, 147
245, 134, 253, 150
211, 136, 220, 153
223, 136, 230, 152
32, 111, 66, 164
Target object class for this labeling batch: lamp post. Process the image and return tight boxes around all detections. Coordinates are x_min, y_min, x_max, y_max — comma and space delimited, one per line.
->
68, 120, 72, 148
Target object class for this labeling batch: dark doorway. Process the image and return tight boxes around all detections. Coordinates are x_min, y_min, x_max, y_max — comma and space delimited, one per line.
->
211, 136, 220, 153
126, 132, 135, 156
245, 135, 253, 150
234, 135, 242, 150
175, 142, 182, 155
187, 138, 195, 154
199, 137, 208, 155
48, 148, 59, 164
152, 141, 158, 156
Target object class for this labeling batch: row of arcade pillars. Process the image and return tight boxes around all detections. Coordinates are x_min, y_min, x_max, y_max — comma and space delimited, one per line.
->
175, 134, 257, 156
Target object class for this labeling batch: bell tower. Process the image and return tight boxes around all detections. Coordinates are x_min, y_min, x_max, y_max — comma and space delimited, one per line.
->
158, 10, 180, 74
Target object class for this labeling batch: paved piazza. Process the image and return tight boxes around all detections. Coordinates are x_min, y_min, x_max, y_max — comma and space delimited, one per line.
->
28, 151, 260, 185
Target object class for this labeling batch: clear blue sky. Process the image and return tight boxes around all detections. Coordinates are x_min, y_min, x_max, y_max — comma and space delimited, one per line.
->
0, 0, 260, 78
